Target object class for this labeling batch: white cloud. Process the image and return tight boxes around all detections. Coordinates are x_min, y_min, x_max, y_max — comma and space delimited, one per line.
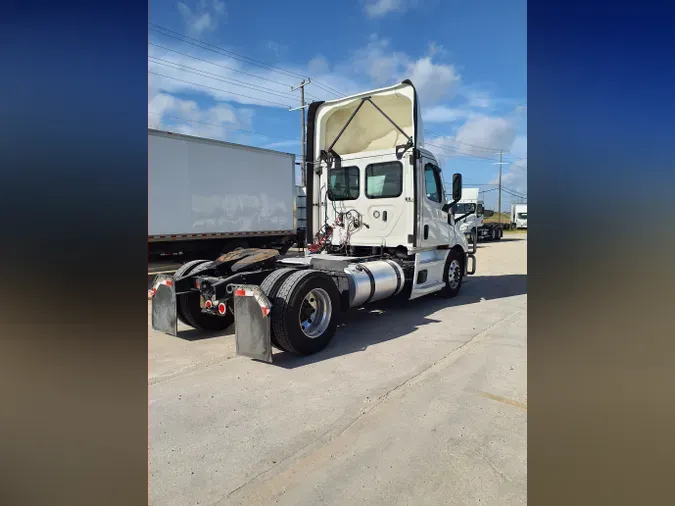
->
467, 90, 491, 108
148, 92, 254, 141
455, 116, 517, 155
423, 106, 474, 123
344, 35, 460, 105
426, 116, 516, 165
263, 139, 301, 150
178, 0, 227, 37
364, 0, 408, 18
498, 135, 527, 191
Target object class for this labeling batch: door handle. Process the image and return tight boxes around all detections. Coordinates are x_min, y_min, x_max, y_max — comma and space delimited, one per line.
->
382, 211, 387, 222
424, 225, 429, 239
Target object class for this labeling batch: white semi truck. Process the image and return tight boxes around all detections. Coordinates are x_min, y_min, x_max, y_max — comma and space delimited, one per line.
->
148, 129, 305, 260
453, 188, 504, 243
511, 203, 528, 229
151, 81, 476, 361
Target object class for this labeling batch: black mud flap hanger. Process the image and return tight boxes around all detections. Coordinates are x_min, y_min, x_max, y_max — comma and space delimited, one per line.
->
231, 284, 274, 363
151, 274, 178, 336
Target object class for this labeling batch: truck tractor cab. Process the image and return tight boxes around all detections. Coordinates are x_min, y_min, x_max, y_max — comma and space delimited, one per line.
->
452, 188, 482, 245
305, 80, 474, 299
511, 203, 527, 229
453, 187, 504, 243
152, 80, 477, 362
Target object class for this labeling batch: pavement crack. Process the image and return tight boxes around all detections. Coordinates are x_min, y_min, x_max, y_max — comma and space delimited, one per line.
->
213, 308, 525, 505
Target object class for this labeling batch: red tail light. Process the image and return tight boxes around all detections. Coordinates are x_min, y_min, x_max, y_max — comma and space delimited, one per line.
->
204, 300, 212, 308
218, 303, 226, 315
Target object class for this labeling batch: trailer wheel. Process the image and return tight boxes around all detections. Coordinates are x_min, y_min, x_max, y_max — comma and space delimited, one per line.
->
440, 250, 463, 298
271, 269, 340, 355
177, 291, 234, 332
491, 227, 497, 241
259, 267, 298, 349
172, 260, 210, 326
496, 228, 503, 240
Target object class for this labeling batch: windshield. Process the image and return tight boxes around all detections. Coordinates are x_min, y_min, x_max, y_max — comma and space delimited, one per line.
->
453, 203, 476, 215
517, 212, 528, 219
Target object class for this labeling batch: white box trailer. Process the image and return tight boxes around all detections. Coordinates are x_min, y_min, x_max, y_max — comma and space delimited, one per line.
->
149, 129, 302, 258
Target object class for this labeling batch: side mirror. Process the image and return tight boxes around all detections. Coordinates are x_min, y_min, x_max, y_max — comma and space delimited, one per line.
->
452, 173, 462, 202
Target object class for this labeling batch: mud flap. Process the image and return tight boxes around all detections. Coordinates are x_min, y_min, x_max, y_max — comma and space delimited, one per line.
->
151, 274, 178, 336
232, 284, 273, 363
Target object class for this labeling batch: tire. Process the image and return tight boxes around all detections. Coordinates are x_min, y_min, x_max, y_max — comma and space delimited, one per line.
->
497, 228, 503, 240
178, 291, 234, 331
491, 227, 497, 241
270, 269, 341, 355
259, 267, 298, 349
174, 259, 210, 279
173, 259, 210, 326
439, 250, 463, 298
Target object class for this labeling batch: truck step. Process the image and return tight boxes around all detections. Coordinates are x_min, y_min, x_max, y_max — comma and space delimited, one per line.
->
418, 258, 445, 267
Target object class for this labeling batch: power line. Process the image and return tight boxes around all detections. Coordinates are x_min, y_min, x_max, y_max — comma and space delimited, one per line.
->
310, 80, 343, 98
148, 27, 324, 101
149, 23, 310, 81
149, 71, 293, 108
149, 57, 301, 101
426, 141, 501, 162
148, 112, 301, 141
425, 130, 509, 153
148, 42, 316, 95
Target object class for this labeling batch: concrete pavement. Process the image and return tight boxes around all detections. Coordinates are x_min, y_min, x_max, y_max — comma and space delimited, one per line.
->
149, 235, 527, 505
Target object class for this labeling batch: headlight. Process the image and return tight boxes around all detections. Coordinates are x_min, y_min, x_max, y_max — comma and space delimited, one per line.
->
459, 223, 469, 232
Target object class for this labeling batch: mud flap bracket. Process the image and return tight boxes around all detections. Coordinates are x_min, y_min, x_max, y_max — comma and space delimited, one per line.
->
231, 284, 273, 363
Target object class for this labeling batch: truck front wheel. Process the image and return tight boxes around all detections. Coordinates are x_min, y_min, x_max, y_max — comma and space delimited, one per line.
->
271, 270, 341, 355
440, 250, 463, 298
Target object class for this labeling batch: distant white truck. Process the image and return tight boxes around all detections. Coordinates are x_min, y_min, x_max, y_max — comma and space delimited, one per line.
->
511, 203, 528, 229
148, 129, 305, 259
452, 188, 503, 244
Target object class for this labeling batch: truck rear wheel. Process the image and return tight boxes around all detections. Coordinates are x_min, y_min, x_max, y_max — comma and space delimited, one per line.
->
173, 259, 210, 327
496, 228, 503, 240
259, 267, 298, 349
271, 269, 341, 355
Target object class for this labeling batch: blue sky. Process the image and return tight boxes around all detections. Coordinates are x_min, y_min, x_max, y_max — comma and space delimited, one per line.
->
149, 0, 527, 209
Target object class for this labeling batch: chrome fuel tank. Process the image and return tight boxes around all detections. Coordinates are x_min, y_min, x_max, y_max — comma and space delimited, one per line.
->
344, 260, 405, 308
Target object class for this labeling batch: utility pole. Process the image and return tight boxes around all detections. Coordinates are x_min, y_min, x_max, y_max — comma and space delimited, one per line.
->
290, 78, 311, 186
498, 151, 502, 223
493, 151, 508, 224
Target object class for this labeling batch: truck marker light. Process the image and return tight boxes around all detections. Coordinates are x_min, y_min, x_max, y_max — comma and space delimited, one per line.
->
218, 303, 227, 314
235, 288, 246, 296
261, 306, 271, 316
205, 300, 212, 308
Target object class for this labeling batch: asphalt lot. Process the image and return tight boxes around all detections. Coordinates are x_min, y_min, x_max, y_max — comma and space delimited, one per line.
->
149, 234, 527, 505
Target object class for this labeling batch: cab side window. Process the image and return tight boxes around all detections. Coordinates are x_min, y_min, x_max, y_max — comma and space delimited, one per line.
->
424, 164, 443, 203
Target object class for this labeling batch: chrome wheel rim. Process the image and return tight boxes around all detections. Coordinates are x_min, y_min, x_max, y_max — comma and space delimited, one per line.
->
448, 259, 461, 290
299, 288, 332, 338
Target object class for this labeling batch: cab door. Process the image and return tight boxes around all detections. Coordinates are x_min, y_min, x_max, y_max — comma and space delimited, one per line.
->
418, 158, 450, 248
